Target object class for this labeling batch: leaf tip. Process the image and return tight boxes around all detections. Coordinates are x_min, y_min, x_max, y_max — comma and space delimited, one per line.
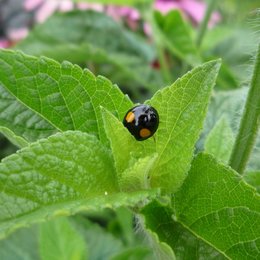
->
208, 58, 222, 71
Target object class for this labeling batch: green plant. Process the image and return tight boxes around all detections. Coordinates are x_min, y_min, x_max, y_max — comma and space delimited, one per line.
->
0, 45, 259, 259
0, 0, 260, 258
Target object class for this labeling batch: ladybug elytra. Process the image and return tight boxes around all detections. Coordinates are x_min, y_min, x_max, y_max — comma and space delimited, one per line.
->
123, 104, 159, 141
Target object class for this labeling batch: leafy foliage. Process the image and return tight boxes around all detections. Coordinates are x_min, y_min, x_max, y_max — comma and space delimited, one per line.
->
147, 60, 220, 192
0, 131, 118, 236
143, 153, 260, 259
204, 116, 234, 163
0, 4, 260, 257
16, 10, 162, 94
39, 217, 86, 260
142, 201, 225, 259
244, 171, 260, 193
0, 225, 39, 260
17, 11, 153, 63
173, 153, 260, 259
154, 10, 200, 66
0, 49, 132, 144
0, 84, 56, 144
102, 59, 221, 193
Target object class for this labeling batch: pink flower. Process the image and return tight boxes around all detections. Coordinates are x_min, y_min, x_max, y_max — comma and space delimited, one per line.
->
0, 39, 11, 48
24, 0, 140, 25
24, 0, 74, 23
7, 28, 29, 42
155, 0, 220, 26
154, 1, 180, 14
24, 0, 43, 11
0, 28, 29, 48
22, 0, 220, 37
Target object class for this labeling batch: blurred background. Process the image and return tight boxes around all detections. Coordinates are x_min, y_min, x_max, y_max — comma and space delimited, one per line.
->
0, 1, 259, 258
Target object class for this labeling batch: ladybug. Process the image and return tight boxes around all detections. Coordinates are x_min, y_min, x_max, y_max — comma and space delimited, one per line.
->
123, 104, 159, 141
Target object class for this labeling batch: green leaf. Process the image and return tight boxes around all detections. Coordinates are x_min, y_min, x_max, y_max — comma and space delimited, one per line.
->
154, 10, 200, 66
115, 207, 135, 246
142, 226, 176, 260
102, 108, 157, 192
0, 226, 39, 260
0, 84, 57, 144
244, 171, 260, 193
16, 11, 160, 91
0, 127, 28, 148
204, 116, 234, 163
0, 131, 116, 234
39, 217, 86, 260
141, 201, 224, 259
205, 88, 247, 132
110, 247, 152, 260
202, 88, 260, 171
0, 49, 132, 144
201, 89, 246, 148
71, 216, 125, 260
119, 154, 158, 192
202, 26, 258, 85
102, 108, 136, 174
103, 60, 221, 193
17, 11, 153, 64
0, 131, 159, 238
201, 26, 236, 52
216, 61, 239, 89
172, 153, 260, 259
102, 108, 154, 173
148, 60, 221, 192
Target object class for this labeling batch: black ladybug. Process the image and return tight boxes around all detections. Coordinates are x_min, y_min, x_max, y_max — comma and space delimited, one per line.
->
123, 104, 159, 141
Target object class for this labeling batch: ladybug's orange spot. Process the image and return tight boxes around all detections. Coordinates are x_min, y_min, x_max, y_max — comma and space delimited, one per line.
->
125, 111, 135, 123
140, 128, 151, 138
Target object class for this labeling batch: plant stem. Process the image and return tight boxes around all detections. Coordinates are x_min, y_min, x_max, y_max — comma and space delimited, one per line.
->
229, 44, 260, 174
196, 0, 217, 48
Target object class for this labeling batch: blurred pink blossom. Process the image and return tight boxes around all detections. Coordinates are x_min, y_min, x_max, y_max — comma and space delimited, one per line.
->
154, 1, 180, 14
0, 27, 29, 48
155, 0, 221, 26
143, 23, 152, 36
23, 0, 220, 28
23, 0, 141, 29
20, 0, 220, 41
0, 39, 11, 48
24, 0, 106, 23
7, 28, 29, 42
24, 0, 74, 23
76, 3, 104, 12
24, 0, 44, 11
34, 1, 60, 23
